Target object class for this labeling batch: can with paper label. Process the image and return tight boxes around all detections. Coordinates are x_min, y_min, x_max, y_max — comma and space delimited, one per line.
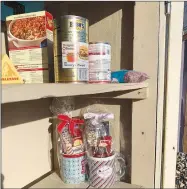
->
59, 15, 89, 83
88, 42, 111, 83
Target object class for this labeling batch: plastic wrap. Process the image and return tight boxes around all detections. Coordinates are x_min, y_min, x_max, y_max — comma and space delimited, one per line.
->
111, 70, 149, 83
84, 112, 114, 158
50, 97, 87, 184
81, 105, 126, 187
57, 114, 85, 155
80, 104, 114, 158
51, 100, 126, 186
50, 97, 76, 165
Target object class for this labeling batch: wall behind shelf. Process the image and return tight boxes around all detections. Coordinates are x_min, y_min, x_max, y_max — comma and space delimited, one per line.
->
2, 99, 52, 188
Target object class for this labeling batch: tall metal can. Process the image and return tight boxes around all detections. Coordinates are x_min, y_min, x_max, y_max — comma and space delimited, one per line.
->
54, 55, 63, 83
53, 19, 63, 82
54, 15, 89, 83
60, 15, 88, 43
53, 19, 61, 57
88, 42, 111, 83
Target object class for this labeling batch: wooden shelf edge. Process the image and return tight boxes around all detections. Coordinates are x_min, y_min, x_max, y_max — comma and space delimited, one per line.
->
86, 87, 148, 100
2, 83, 148, 104
30, 172, 143, 188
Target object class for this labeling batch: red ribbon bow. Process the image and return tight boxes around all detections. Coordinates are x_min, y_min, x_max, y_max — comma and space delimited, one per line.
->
57, 114, 84, 137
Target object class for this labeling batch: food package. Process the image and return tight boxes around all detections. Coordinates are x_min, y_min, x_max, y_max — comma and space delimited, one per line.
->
57, 114, 85, 155
111, 70, 149, 83
6, 11, 54, 83
50, 97, 88, 184
1, 54, 24, 84
82, 105, 115, 158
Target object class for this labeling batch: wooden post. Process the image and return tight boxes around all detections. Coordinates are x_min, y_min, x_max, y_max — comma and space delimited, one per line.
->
162, 2, 184, 188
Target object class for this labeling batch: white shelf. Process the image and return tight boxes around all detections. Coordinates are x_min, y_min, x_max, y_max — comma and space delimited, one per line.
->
2, 83, 148, 104
30, 172, 143, 188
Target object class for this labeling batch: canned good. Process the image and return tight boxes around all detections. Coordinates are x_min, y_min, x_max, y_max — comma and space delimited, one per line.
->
60, 15, 89, 43
54, 54, 88, 83
53, 19, 61, 56
61, 15, 89, 83
89, 71, 111, 83
53, 29, 61, 56
54, 18, 60, 29
53, 16, 89, 83
54, 55, 62, 82
89, 42, 111, 83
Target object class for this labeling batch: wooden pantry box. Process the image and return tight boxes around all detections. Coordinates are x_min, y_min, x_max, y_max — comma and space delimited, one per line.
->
1, 2, 184, 189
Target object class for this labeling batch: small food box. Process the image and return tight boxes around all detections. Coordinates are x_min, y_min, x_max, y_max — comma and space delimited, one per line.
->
6, 11, 54, 83
1, 54, 24, 84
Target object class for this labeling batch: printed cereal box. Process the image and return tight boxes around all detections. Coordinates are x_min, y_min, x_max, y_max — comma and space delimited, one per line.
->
6, 11, 54, 83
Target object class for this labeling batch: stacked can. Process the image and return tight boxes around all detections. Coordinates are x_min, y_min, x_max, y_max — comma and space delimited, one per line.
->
53, 15, 89, 83
88, 42, 111, 83
53, 19, 62, 82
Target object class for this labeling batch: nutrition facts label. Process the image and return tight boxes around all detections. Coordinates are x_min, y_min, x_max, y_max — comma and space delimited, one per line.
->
89, 71, 111, 82
9, 47, 48, 65
88, 43, 111, 82
61, 41, 88, 69
89, 43, 111, 71
9, 47, 50, 83
15, 64, 49, 83
78, 68, 88, 81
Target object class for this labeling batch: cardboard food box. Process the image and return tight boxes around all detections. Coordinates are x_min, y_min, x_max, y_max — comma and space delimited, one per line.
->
1, 32, 7, 55
1, 54, 23, 84
6, 11, 54, 83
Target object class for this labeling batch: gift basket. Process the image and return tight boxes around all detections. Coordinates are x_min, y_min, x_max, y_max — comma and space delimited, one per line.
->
80, 104, 126, 188
50, 97, 87, 184
51, 99, 126, 188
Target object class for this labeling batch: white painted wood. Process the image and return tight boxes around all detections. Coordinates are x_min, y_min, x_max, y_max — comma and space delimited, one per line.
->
2, 83, 148, 104
86, 88, 148, 99
154, 2, 166, 188
2, 99, 52, 188
89, 9, 122, 71
132, 2, 160, 187
178, 41, 185, 151
89, 181, 142, 189
30, 172, 142, 188
162, 2, 184, 188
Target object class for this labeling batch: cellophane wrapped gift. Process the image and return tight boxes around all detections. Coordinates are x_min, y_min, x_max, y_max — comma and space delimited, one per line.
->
50, 98, 87, 184
111, 70, 149, 83
80, 105, 115, 158
57, 114, 85, 155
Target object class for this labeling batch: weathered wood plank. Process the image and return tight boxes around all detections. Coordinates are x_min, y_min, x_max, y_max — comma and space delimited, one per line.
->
2, 83, 148, 104
132, 2, 160, 188
30, 172, 142, 188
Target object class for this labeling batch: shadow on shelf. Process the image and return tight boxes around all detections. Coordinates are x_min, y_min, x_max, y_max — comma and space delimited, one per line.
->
2, 98, 52, 128
45, 1, 134, 70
